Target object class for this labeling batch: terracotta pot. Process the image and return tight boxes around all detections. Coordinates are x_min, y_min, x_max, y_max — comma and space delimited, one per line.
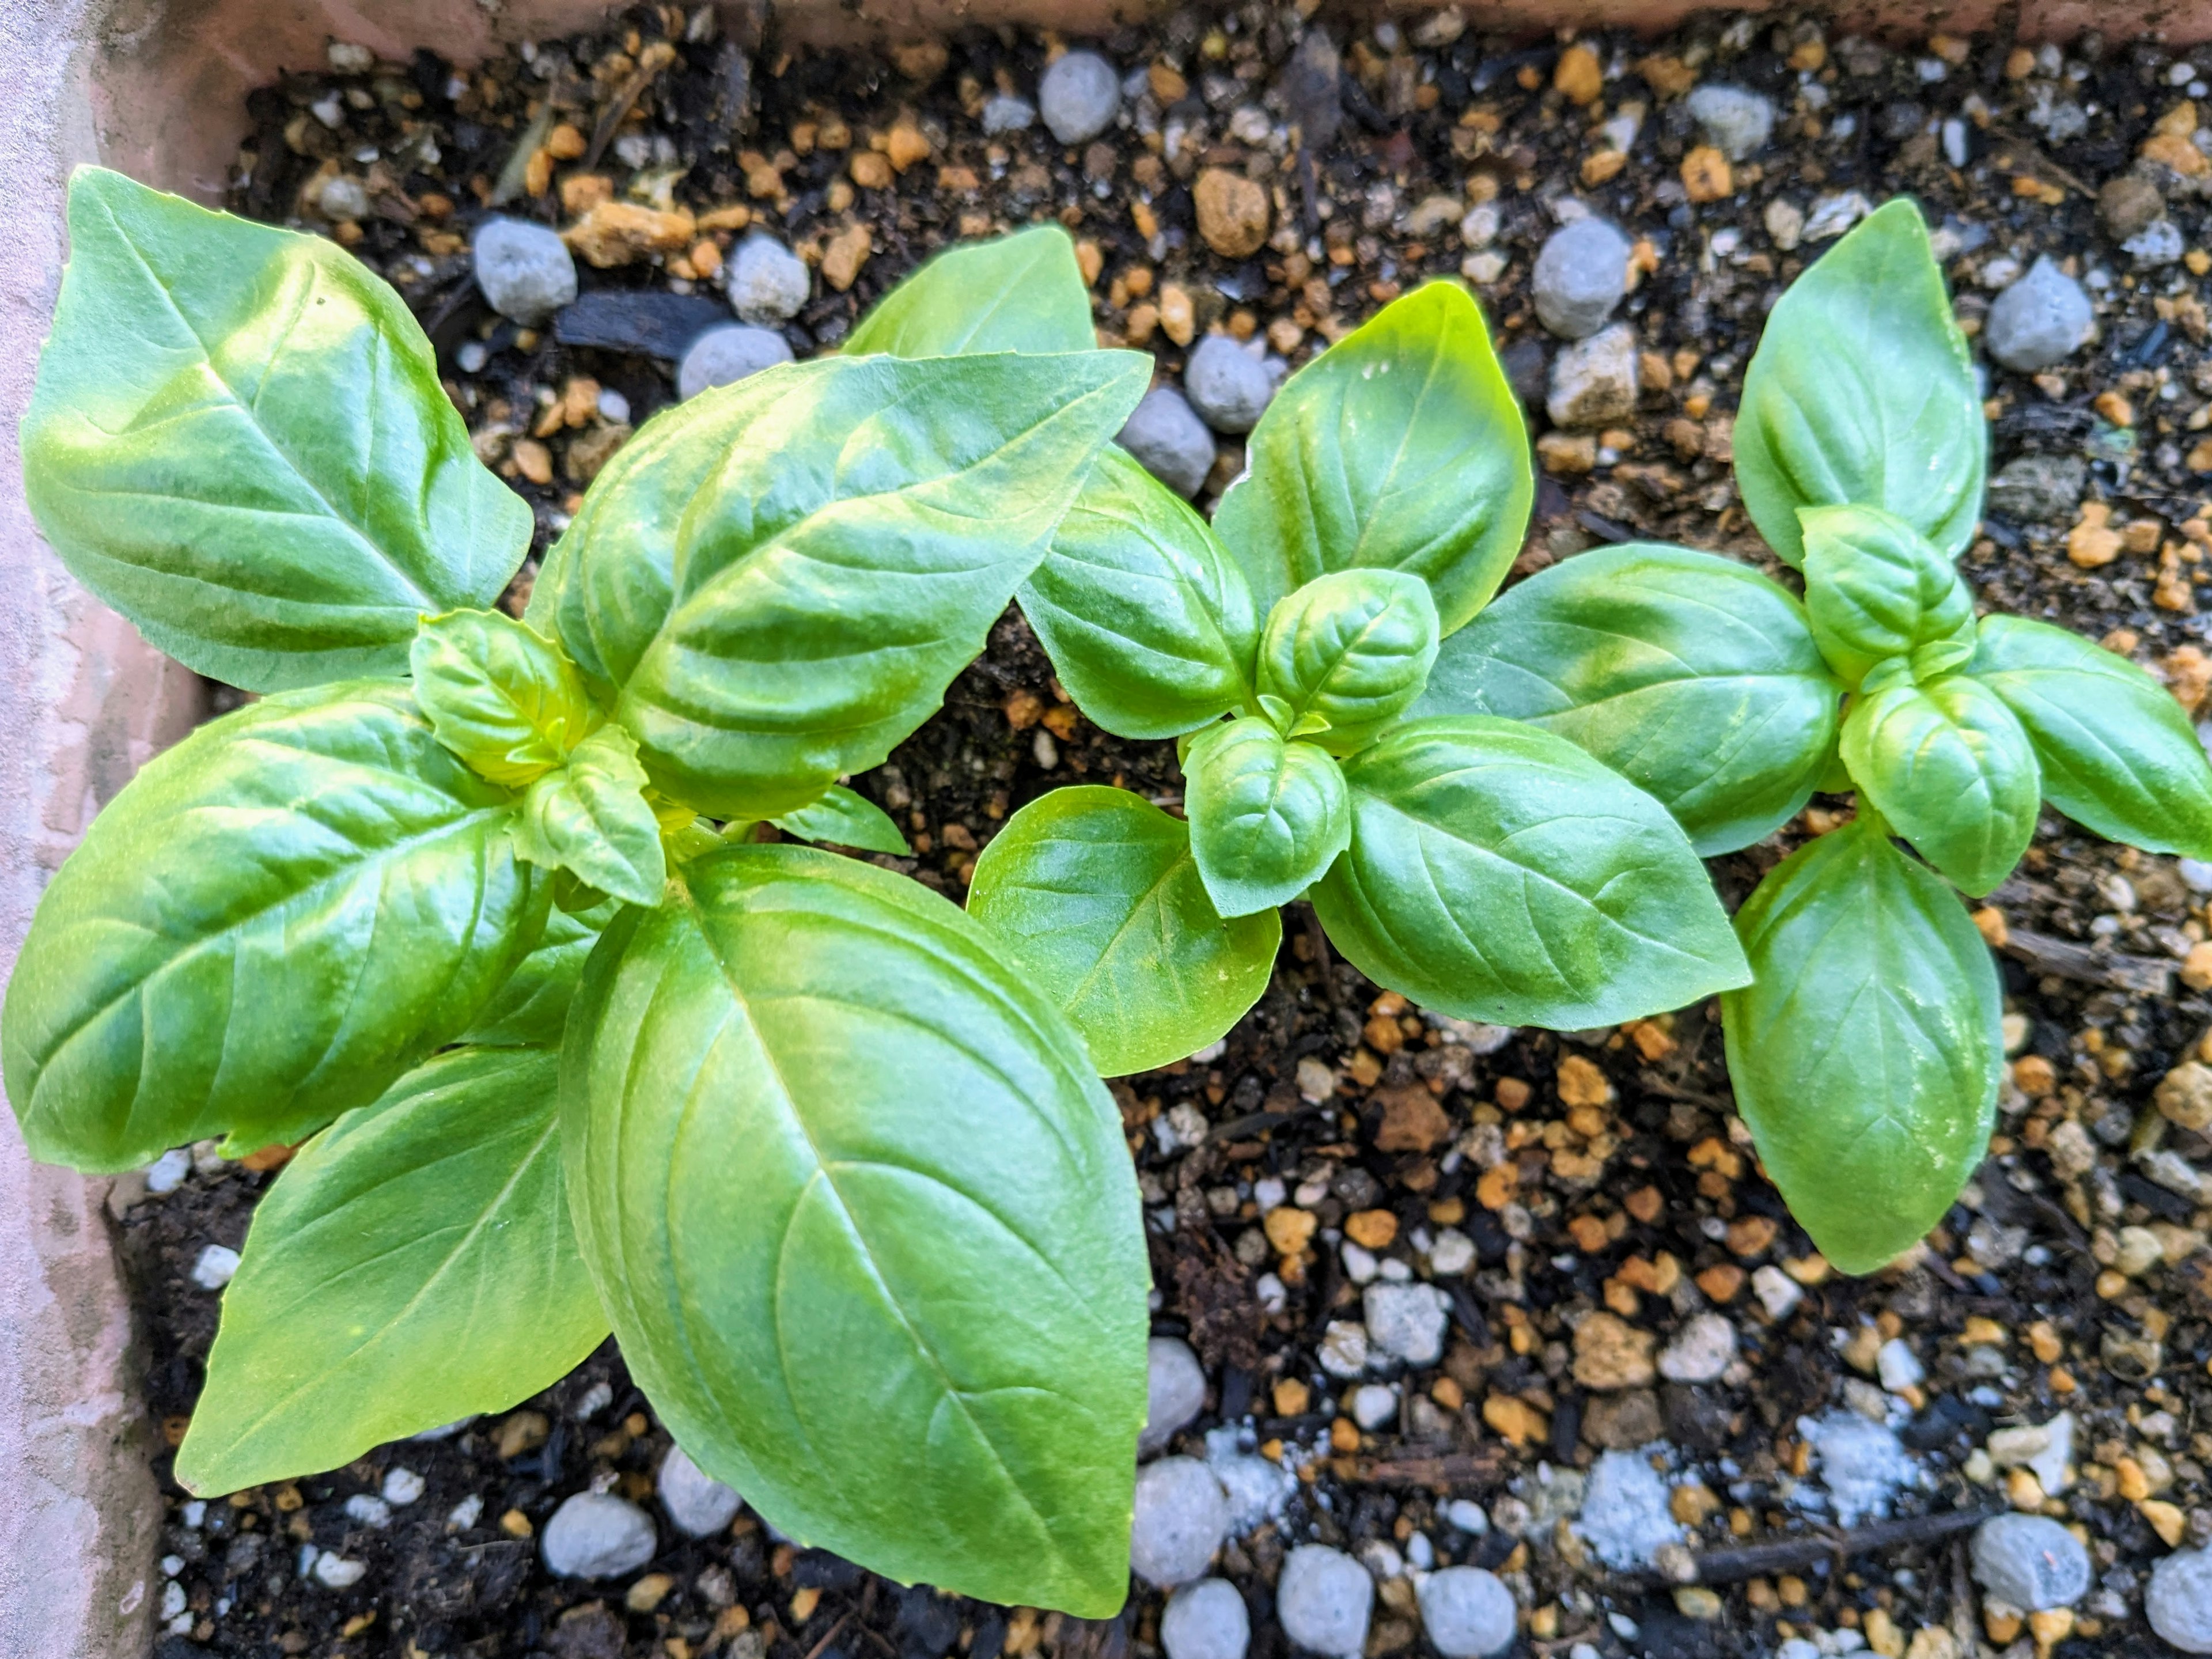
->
5, 0, 2209, 1653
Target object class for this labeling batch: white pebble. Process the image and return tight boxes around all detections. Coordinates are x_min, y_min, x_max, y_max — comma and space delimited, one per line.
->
1986, 256, 2093, 372
1162, 1578, 1250, 1659
596, 388, 631, 425
1277, 1544, 1373, 1657
1142, 1338, 1209, 1456
1685, 84, 1775, 160
446, 1494, 484, 1531
982, 94, 1037, 134
1876, 1338, 1925, 1392
382, 1468, 426, 1507
1531, 218, 1631, 339
1752, 1264, 1802, 1319
1444, 1498, 1488, 1535
1363, 1283, 1449, 1366
191, 1245, 240, 1290
342, 1494, 392, 1529
2150, 1546, 2212, 1653
658, 1443, 744, 1537
1130, 1457, 1229, 1588
725, 235, 812, 324
1657, 1312, 1736, 1384
540, 1492, 658, 1579
1970, 1513, 2090, 1611
677, 324, 793, 400
1415, 1567, 1518, 1658
144, 1149, 191, 1194
1576, 1449, 1684, 1570
1349, 1384, 1398, 1431
1039, 51, 1121, 145
471, 217, 578, 325
313, 1553, 368, 1589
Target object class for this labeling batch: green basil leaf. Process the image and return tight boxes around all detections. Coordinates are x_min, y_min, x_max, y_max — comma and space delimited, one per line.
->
1420, 544, 1842, 854
967, 786, 1280, 1074
1800, 504, 1976, 687
1, 682, 545, 1172
411, 608, 596, 786
1722, 818, 2001, 1274
771, 785, 912, 854
1970, 615, 2212, 858
1257, 569, 1441, 754
1213, 281, 1532, 635
1310, 716, 1749, 1026
1020, 446, 1259, 739
843, 224, 1094, 358
461, 897, 615, 1047
175, 1046, 608, 1494
562, 844, 1147, 1613
1841, 676, 2039, 896
512, 724, 667, 908
1734, 198, 1984, 569
569, 352, 1146, 818
1184, 718, 1353, 918
21, 167, 529, 691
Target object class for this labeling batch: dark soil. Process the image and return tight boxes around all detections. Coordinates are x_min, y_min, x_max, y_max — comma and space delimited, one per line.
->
119, 6, 2212, 1658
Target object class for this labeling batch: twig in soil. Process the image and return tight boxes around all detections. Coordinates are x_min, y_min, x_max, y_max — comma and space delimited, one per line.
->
585, 41, 679, 169
1332, 1449, 1506, 1489
1659, 1504, 2003, 1585
801, 1612, 856, 1659
1302, 908, 1341, 1012
2001, 927, 2172, 997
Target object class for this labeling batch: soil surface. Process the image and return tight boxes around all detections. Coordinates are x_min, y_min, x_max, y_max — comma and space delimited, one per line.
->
115, 5, 2212, 1658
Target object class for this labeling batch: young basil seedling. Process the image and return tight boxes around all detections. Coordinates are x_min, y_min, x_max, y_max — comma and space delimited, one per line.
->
884, 259, 1755, 1075
5, 172, 1162, 1613
1419, 198, 2212, 1272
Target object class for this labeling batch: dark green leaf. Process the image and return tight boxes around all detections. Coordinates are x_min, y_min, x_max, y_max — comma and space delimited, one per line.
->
1971, 615, 2212, 858
1841, 676, 2039, 896
513, 724, 668, 908
1310, 717, 1749, 1026
1722, 818, 2001, 1274
1021, 446, 1259, 739
175, 1046, 608, 1493
411, 608, 596, 786
1213, 282, 1532, 634
1420, 543, 1842, 854
461, 898, 615, 1047
967, 787, 1279, 1074
843, 225, 1094, 358
1184, 718, 1352, 918
1, 682, 544, 1172
21, 167, 529, 690
1257, 570, 1440, 753
1734, 198, 1984, 568
1800, 504, 1975, 688
771, 785, 912, 854
561, 844, 1147, 1614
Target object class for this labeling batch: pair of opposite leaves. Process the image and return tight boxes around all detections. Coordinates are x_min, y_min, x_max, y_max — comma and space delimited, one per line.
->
7, 171, 1176, 1612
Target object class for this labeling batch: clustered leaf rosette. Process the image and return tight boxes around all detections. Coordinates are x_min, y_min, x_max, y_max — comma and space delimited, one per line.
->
966, 278, 1754, 1077
4, 170, 1168, 1612
1422, 199, 2212, 1272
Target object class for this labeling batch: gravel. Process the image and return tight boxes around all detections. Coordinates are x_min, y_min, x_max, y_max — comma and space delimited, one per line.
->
1117, 388, 1216, 499
1684, 85, 1776, 160
1800, 1412, 1919, 1526
725, 234, 812, 324
190, 1244, 240, 1290
1276, 1544, 1373, 1657
1414, 1566, 1517, 1657
1986, 453, 2086, 522
1531, 218, 1631, 339
657, 1442, 743, 1537
1546, 323, 1638, 429
470, 217, 577, 324
1038, 51, 1120, 145
1575, 1449, 1684, 1570
1141, 1336, 1207, 1456
1655, 1312, 1734, 1384
1130, 1456, 1229, 1589
1985, 255, 2093, 371
1363, 1282, 1449, 1367
676, 324, 794, 400
539, 1492, 658, 1580
1161, 1577, 1251, 1659
1969, 1513, 2092, 1611
1183, 336, 1276, 434
980, 94, 1036, 135
2151, 1547, 2212, 1653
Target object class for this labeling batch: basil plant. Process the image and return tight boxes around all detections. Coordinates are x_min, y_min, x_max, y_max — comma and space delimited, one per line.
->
4, 168, 1169, 1613
945, 274, 1753, 1074
1423, 199, 2212, 1272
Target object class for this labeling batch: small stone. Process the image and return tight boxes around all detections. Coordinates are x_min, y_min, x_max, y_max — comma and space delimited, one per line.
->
1039, 51, 1120, 145
1428, 1229, 1475, 1275
1444, 1499, 1488, 1534
472, 217, 578, 324
2100, 175, 2165, 242
1582, 1390, 1664, 1449
658, 1444, 743, 1537
1162, 1578, 1251, 1659
1277, 1545, 1373, 1657
342, 1494, 392, 1529
541, 1493, 658, 1579
2150, 1547, 2212, 1653
316, 173, 371, 222
1546, 323, 1638, 428
2159, 1062, 2212, 1130
1752, 1264, 1802, 1319
1578, 1449, 1685, 1569
191, 1244, 240, 1290
1118, 389, 1216, 499
821, 224, 873, 292
726, 235, 812, 323
2125, 219, 2187, 266
1415, 1567, 1516, 1657
382, 1467, 426, 1506
1970, 1513, 2090, 1611
1876, 1338, 1925, 1392
981, 94, 1037, 134
676, 324, 793, 400
1764, 199, 1805, 251
312, 1553, 367, 1589
1685, 84, 1776, 160
1986, 257, 2093, 372
145, 1147, 191, 1194
1803, 190, 1872, 242
1130, 1457, 1229, 1588
563, 203, 697, 268
1532, 219, 1631, 339
1194, 169, 1271, 260
1656, 1313, 1735, 1384
327, 41, 375, 74
1184, 337, 1275, 434
1142, 1337, 1209, 1456
1987, 454, 2086, 524
1350, 1384, 1398, 1431
1801, 1411, 1918, 1526
1364, 1283, 1450, 1367
1373, 1085, 1451, 1154
1573, 1311, 1656, 1391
